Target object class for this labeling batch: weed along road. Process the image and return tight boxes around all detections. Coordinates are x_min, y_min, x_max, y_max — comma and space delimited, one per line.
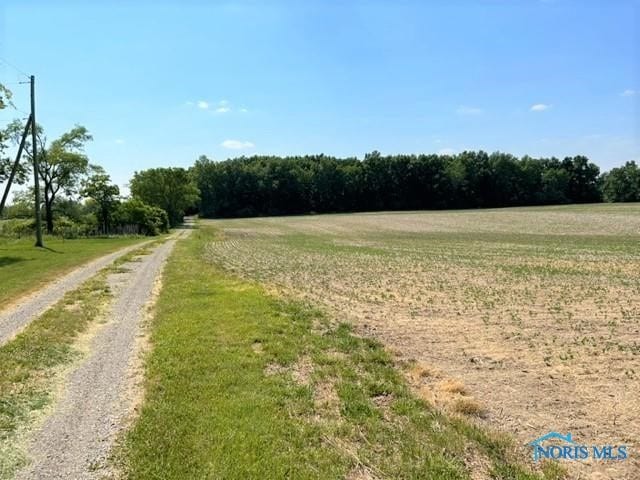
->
10, 230, 189, 480
0, 240, 151, 346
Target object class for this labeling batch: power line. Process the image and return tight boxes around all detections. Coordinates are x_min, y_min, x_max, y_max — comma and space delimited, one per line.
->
0, 65, 32, 117
0, 92, 31, 117
0, 55, 30, 79
13, 107, 30, 117
0, 81, 29, 87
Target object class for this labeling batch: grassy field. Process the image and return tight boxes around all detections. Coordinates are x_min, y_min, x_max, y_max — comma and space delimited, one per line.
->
198, 203, 640, 479
0, 236, 146, 307
120, 226, 562, 479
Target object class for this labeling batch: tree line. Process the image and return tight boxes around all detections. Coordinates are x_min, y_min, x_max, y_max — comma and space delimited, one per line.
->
191, 152, 639, 218
4, 139, 639, 233
3, 80, 639, 230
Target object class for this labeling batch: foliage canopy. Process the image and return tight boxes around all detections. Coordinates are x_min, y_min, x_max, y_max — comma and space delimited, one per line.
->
192, 151, 605, 218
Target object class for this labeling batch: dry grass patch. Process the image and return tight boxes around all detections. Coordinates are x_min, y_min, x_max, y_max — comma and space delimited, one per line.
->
408, 362, 440, 381
313, 378, 341, 418
264, 362, 288, 376
450, 396, 485, 417
263, 355, 314, 386
438, 379, 468, 395
345, 465, 380, 480
291, 355, 314, 386
464, 445, 493, 480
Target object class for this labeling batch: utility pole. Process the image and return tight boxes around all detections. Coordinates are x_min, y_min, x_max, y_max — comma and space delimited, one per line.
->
30, 75, 43, 247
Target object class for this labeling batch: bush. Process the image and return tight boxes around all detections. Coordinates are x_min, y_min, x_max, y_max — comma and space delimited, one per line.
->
78, 213, 99, 236
1, 202, 33, 219
0, 218, 36, 238
114, 199, 169, 236
53, 216, 83, 239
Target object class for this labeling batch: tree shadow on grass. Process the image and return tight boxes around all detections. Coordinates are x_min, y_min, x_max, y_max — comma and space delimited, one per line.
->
39, 246, 62, 254
0, 256, 26, 267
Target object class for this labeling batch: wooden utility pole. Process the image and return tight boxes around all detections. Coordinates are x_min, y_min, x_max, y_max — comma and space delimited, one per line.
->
30, 75, 43, 247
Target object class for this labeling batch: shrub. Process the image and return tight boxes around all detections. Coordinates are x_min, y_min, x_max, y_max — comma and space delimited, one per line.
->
52, 216, 83, 239
0, 218, 36, 238
114, 199, 169, 236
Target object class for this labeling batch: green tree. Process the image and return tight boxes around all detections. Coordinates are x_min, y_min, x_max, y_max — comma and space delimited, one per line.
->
1, 119, 30, 186
5, 120, 92, 233
129, 167, 199, 227
562, 155, 601, 203
0, 189, 33, 219
540, 167, 570, 204
0, 83, 12, 110
82, 166, 120, 234
602, 161, 640, 202
114, 198, 169, 236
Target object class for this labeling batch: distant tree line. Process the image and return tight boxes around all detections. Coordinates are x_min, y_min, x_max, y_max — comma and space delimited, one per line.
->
4, 71, 638, 232
191, 151, 640, 218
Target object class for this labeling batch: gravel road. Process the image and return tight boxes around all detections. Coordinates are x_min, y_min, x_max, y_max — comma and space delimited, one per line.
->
0, 240, 152, 347
15, 229, 190, 480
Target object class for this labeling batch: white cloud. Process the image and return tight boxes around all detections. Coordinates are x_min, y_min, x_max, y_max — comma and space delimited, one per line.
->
187, 99, 249, 114
530, 103, 551, 111
621, 89, 636, 97
221, 139, 255, 150
437, 148, 456, 155
214, 100, 234, 113
456, 105, 483, 115
114, 138, 125, 145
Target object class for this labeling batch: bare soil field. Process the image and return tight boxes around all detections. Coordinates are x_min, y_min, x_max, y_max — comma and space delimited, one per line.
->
202, 204, 640, 479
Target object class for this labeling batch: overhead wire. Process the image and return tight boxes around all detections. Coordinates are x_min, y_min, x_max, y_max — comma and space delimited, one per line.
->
0, 55, 30, 79
0, 56, 31, 120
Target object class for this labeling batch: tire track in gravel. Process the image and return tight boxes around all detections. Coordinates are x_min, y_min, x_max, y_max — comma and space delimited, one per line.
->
0, 240, 153, 347
15, 229, 191, 480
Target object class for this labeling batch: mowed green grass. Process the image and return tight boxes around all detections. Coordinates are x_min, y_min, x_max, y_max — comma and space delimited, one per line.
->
0, 236, 146, 306
121, 226, 562, 480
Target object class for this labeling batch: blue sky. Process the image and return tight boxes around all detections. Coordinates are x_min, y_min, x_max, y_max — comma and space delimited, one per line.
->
1, 0, 638, 191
